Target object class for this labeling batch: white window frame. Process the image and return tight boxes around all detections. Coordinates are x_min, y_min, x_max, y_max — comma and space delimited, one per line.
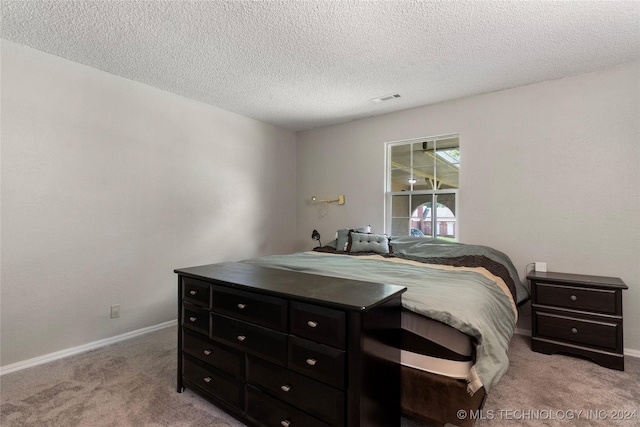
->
384, 134, 459, 240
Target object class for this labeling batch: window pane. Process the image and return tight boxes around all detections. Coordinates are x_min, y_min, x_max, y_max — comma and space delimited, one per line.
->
410, 194, 432, 213
436, 166, 459, 189
391, 218, 410, 236
434, 142, 459, 189
390, 144, 412, 190
391, 194, 409, 217
434, 193, 457, 241
412, 166, 436, 190
391, 195, 410, 236
390, 167, 412, 191
412, 150, 434, 168
410, 195, 433, 237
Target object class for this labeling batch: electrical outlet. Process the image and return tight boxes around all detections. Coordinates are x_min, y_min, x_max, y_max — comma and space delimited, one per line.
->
535, 262, 547, 272
110, 304, 120, 319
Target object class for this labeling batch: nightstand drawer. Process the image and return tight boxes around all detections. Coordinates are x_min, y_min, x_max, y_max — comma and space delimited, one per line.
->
211, 313, 288, 366
535, 312, 620, 350
246, 356, 344, 426
290, 302, 346, 350
212, 286, 288, 332
535, 283, 617, 314
183, 330, 244, 378
288, 335, 345, 389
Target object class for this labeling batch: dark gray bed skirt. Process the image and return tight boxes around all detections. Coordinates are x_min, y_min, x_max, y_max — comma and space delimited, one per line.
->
401, 365, 487, 427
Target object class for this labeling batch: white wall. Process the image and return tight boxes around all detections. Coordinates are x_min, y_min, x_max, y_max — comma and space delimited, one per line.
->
2, 40, 637, 369
295, 62, 640, 352
0, 41, 297, 367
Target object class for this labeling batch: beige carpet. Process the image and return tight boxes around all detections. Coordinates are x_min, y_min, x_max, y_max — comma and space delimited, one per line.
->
1, 326, 638, 427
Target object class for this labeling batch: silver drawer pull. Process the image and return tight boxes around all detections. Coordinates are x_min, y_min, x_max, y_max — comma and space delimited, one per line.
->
570, 295, 578, 301
189, 316, 197, 322
571, 327, 578, 334
237, 335, 246, 342
203, 349, 212, 356
306, 358, 317, 366
237, 303, 246, 309
280, 420, 291, 427
280, 384, 291, 392
189, 290, 197, 295
203, 376, 212, 383
307, 320, 318, 328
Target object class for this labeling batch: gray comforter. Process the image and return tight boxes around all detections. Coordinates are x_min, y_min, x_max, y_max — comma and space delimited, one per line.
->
242, 237, 528, 394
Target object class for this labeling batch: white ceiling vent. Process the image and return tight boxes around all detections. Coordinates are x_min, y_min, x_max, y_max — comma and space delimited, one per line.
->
370, 94, 401, 103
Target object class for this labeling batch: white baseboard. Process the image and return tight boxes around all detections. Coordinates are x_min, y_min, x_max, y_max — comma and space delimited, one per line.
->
625, 347, 640, 358
0, 320, 177, 376
513, 327, 639, 359
2, 320, 637, 376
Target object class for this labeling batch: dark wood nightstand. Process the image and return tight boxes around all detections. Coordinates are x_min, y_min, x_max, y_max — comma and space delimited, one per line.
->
527, 271, 628, 370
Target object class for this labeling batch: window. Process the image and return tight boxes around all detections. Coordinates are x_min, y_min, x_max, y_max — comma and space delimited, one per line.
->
385, 135, 459, 241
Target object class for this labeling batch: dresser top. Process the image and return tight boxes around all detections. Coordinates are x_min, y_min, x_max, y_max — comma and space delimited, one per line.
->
175, 262, 407, 311
527, 270, 628, 289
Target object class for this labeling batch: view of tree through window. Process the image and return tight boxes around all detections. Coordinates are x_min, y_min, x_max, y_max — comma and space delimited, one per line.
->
386, 135, 459, 240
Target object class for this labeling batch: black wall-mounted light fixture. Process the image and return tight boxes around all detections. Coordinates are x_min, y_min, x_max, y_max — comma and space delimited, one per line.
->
311, 229, 322, 247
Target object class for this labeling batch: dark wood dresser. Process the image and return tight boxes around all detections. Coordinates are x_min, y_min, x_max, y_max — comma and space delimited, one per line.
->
175, 262, 406, 427
528, 271, 628, 370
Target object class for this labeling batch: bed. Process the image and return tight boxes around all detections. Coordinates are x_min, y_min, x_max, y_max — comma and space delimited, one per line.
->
240, 230, 529, 427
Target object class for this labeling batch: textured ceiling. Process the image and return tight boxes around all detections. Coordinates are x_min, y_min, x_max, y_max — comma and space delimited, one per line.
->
2, 1, 639, 131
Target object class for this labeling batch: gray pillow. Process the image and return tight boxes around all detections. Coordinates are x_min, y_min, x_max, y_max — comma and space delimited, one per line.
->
347, 231, 390, 254
336, 225, 371, 251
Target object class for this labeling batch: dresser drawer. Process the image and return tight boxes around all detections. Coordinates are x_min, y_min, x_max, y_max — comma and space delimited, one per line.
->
182, 330, 244, 378
535, 283, 618, 314
182, 277, 211, 308
535, 312, 620, 350
246, 356, 344, 426
288, 335, 345, 389
183, 356, 243, 409
182, 303, 210, 335
290, 302, 346, 350
246, 385, 331, 427
212, 286, 288, 332
211, 313, 288, 366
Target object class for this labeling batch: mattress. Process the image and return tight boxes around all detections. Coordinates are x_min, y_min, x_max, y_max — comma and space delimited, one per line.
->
401, 309, 473, 379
